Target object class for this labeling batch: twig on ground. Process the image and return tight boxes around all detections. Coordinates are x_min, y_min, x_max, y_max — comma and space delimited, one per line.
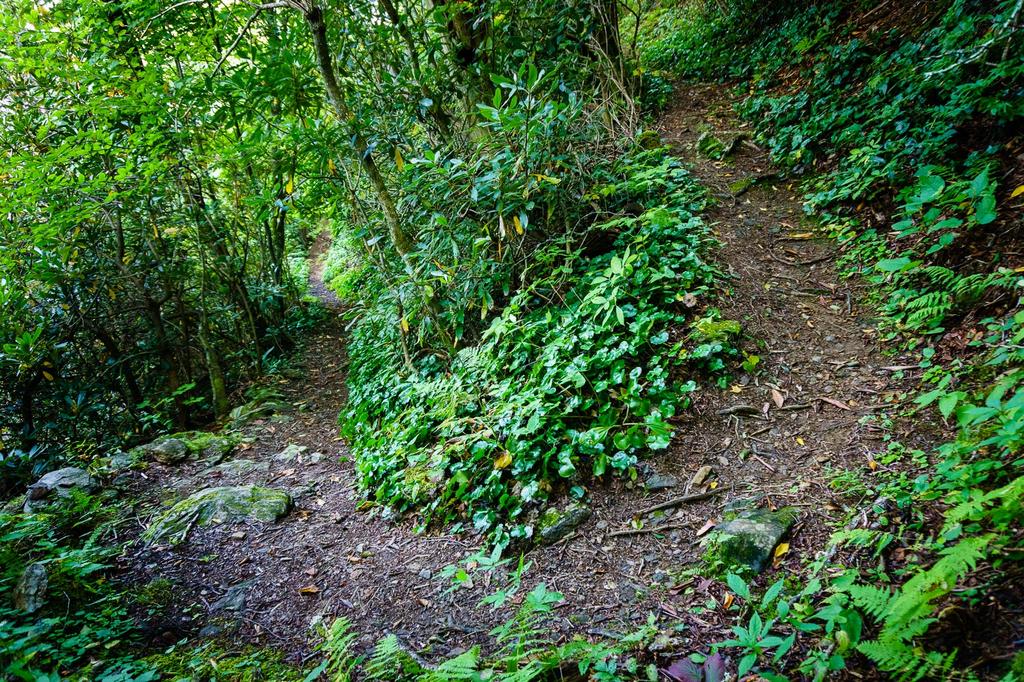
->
637, 487, 725, 516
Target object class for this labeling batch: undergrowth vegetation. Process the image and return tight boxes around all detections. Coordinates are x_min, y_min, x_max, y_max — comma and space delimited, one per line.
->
338, 145, 728, 545
636, 0, 1024, 678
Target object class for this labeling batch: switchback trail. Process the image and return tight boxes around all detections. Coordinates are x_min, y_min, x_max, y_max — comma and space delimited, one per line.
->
124, 85, 927, 663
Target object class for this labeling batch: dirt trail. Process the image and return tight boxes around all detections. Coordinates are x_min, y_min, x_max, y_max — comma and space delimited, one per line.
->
124, 85, 925, 664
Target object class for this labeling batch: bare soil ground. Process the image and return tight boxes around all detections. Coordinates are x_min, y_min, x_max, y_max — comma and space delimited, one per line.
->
121, 85, 936, 667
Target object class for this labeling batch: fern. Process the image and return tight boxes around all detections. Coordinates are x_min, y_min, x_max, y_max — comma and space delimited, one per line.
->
851, 536, 992, 680
365, 634, 425, 680
317, 618, 361, 682
422, 648, 482, 682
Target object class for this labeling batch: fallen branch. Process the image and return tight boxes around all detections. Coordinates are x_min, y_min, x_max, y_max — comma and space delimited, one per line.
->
775, 402, 811, 412
606, 522, 690, 539
717, 404, 759, 416
637, 487, 725, 516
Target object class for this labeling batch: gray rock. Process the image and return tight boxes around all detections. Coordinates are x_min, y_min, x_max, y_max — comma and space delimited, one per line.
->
211, 581, 253, 613
144, 438, 190, 465
274, 444, 308, 462
135, 432, 238, 466
204, 459, 269, 479
645, 473, 678, 491
13, 562, 47, 613
537, 503, 591, 545
27, 467, 98, 501
708, 506, 797, 573
229, 397, 292, 427
144, 485, 292, 544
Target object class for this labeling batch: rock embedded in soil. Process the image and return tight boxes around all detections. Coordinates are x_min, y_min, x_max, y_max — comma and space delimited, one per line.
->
26, 467, 98, 501
204, 459, 269, 479
135, 431, 238, 465
536, 502, 592, 545
210, 580, 253, 613
140, 438, 190, 464
144, 485, 292, 544
13, 562, 47, 613
274, 443, 308, 462
644, 473, 679, 491
707, 505, 797, 573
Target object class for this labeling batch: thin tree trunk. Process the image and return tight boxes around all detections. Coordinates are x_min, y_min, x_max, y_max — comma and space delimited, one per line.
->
303, 4, 416, 259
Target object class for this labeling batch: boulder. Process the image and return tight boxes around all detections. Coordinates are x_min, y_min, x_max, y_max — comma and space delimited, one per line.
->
14, 562, 47, 613
696, 132, 726, 159
707, 506, 797, 573
135, 431, 238, 465
537, 503, 591, 545
144, 486, 292, 544
229, 397, 292, 427
138, 438, 190, 465
26, 467, 98, 501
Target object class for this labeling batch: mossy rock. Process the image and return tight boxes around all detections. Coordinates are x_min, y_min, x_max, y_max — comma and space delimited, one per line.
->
691, 318, 742, 343
537, 503, 591, 545
203, 459, 270, 479
134, 431, 238, 465
705, 506, 797, 574
229, 397, 293, 427
635, 130, 662, 150
144, 485, 292, 544
696, 132, 726, 159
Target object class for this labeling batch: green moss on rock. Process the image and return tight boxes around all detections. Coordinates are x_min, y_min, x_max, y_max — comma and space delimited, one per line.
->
705, 506, 797, 574
692, 317, 742, 343
144, 486, 292, 544
537, 503, 591, 545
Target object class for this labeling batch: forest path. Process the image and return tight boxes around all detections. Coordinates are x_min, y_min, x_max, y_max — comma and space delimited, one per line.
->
651, 83, 930, 564
123, 85, 922, 664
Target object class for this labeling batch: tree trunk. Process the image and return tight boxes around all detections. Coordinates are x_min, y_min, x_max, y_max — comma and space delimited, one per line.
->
303, 5, 416, 260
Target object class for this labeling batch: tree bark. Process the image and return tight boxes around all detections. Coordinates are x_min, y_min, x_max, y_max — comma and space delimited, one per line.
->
303, 4, 416, 259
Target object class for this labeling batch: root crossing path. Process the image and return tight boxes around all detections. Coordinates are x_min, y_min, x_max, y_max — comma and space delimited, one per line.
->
125, 86, 921, 662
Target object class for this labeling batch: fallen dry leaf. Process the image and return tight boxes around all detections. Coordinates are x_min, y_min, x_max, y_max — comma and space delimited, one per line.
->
299, 585, 320, 595
771, 388, 785, 408
723, 593, 735, 609
817, 396, 851, 411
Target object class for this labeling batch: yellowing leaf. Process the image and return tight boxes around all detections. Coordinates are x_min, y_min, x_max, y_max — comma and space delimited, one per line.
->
1011, 184, 1024, 199
328, 158, 336, 173
42, 371, 54, 381
299, 585, 320, 595
400, 317, 409, 334
285, 179, 294, 194
494, 452, 512, 469
796, 436, 805, 446
709, 480, 719, 490
395, 147, 405, 172
513, 215, 524, 235
773, 542, 791, 567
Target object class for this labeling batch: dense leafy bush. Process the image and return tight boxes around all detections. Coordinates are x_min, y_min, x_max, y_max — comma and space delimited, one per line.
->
341, 144, 727, 546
